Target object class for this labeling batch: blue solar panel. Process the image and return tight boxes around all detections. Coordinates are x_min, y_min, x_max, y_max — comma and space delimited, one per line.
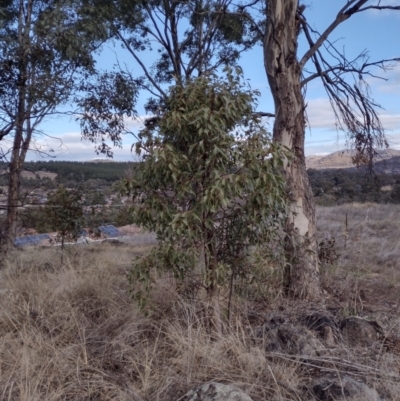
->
15, 237, 29, 247
98, 225, 120, 237
14, 234, 51, 247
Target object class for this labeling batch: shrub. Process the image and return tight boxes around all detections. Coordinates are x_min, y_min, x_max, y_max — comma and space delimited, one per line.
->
122, 67, 290, 334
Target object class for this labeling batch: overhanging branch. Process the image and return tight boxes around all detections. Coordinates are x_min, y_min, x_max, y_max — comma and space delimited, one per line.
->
116, 31, 167, 99
298, 0, 400, 70
297, 12, 395, 170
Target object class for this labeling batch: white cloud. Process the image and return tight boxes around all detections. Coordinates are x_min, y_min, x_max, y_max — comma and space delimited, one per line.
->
123, 115, 151, 130
303, 97, 400, 154
25, 115, 154, 161
305, 95, 400, 130
383, 129, 400, 148
378, 112, 400, 130
306, 98, 337, 130
375, 64, 400, 94
11, 106, 397, 160
24, 131, 139, 162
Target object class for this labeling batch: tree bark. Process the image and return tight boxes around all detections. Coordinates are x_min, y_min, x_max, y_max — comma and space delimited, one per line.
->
4, 0, 30, 245
264, 0, 321, 299
5, 76, 26, 245
205, 231, 222, 338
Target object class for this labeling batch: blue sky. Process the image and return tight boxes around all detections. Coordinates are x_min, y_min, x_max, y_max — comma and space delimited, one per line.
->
20, 1, 400, 161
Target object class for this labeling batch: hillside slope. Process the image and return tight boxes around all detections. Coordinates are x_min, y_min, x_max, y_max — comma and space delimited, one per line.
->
306, 149, 400, 170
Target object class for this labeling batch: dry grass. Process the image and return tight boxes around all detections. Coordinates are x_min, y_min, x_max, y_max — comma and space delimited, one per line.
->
315, 203, 400, 400
1, 204, 400, 400
317, 203, 400, 310
0, 243, 301, 401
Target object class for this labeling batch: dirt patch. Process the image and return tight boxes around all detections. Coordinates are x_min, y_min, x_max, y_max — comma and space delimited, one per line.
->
118, 224, 144, 235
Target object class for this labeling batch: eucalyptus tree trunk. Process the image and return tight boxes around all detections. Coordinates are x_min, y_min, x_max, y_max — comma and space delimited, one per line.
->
4, 0, 30, 245
5, 130, 24, 244
204, 215, 222, 338
264, 0, 321, 299
5, 90, 33, 245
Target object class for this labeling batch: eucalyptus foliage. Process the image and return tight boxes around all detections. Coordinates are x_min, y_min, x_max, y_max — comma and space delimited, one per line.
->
77, 0, 261, 156
0, 0, 108, 242
122, 68, 290, 309
0, 0, 105, 142
44, 185, 84, 248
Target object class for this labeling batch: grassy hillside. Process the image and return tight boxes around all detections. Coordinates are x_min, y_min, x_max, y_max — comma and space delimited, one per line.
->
307, 149, 400, 170
1, 204, 400, 400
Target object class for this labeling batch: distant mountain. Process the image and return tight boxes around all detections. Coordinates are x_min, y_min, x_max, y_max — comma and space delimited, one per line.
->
306, 149, 400, 171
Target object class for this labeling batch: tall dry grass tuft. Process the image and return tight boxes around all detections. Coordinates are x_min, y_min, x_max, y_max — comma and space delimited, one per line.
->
0, 244, 300, 401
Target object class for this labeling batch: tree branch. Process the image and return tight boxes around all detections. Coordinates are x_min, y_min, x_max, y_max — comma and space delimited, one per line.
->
301, 56, 400, 88
253, 111, 275, 118
358, 5, 400, 13
116, 32, 167, 99
297, 8, 393, 170
299, 0, 369, 70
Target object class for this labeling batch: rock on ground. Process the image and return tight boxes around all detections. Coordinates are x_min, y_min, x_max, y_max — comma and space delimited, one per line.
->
181, 382, 254, 401
340, 316, 379, 347
257, 322, 326, 357
312, 373, 382, 401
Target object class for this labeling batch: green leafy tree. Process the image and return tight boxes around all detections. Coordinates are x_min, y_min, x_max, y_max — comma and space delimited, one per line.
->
0, 0, 107, 244
78, 0, 259, 155
122, 69, 289, 335
45, 185, 84, 249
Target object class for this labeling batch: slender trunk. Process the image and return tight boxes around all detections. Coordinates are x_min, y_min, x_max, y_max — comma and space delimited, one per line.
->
207, 277, 222, 338
205, 233, 222, 338
61, 235, 65, 264
5, 151, 22, 244
5, 86, 26, 244
4, 0, 30, 245
264, 0, 321, 299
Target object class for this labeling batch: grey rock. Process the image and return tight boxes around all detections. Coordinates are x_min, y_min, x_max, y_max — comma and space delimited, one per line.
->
340, 316, 378, 347
181, 382, 254, 401
257, 323, 326, 357
312, 373, 382, 401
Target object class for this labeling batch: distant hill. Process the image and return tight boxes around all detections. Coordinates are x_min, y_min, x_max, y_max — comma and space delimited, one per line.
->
22, 160, 137, 182
306, 149, 400, 171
